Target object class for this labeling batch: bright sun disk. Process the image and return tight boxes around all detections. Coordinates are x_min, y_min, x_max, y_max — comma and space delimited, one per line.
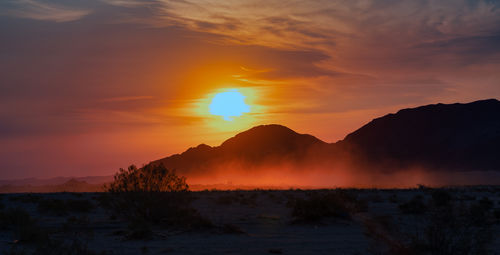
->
209, 90, 250, 121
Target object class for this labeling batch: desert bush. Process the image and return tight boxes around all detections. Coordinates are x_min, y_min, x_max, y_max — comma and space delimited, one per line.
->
416, 202, 493, 255
290, 190, 364, 223
367, 194, 494, 255
103, 164, 212, 230
0, 208, 48, 243
399, 195, 427, 214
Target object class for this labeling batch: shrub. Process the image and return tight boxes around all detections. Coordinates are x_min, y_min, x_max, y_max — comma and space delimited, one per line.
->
418, 202, 493, 255
104, 164, 212, 230
290, 190, 364, 223
367, 193, 493, 255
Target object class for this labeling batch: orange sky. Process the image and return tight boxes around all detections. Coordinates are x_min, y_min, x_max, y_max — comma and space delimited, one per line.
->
0, 0, 499, 179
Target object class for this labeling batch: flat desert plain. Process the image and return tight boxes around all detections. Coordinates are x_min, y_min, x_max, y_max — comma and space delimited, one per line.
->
0, 187, 499, 254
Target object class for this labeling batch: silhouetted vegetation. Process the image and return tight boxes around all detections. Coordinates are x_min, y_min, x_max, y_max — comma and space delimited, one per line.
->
0, 186, 497, 253
289, 190, 366, 223
102, 164, 212, 231
367, 189, 495, 255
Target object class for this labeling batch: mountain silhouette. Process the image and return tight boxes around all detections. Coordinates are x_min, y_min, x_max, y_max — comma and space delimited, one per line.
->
153, 125, 327, 174
340, 99, 500, 171
152, 99, 500, 176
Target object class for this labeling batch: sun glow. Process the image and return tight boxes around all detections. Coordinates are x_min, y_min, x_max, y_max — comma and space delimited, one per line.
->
193, 87, 264, 132
209, 90, 250, 121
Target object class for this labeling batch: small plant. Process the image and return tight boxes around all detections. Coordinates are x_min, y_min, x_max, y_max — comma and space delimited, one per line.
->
104, 163, 212, 230
366, 192, 494, 255
290, 190, 364, 223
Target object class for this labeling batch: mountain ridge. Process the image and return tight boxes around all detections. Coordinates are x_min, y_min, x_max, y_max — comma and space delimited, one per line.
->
2, 99, 499, 189
154, 98, 500, 175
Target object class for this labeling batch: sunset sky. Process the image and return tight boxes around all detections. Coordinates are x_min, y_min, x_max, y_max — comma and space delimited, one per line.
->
1, 0, 499, 179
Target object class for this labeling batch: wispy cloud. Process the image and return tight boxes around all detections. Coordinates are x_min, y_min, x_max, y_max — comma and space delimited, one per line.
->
142, 0, 500, 51
4, 0, 91, 22
100, 0, 151, 7
100, 96, 154, 102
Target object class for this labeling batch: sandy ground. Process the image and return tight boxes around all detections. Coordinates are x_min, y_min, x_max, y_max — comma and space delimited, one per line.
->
0, 187, 499, 254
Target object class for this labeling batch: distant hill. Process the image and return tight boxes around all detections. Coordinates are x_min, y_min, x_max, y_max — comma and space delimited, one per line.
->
152, 124, 328, 174
153, 99, 500, 175
2, 99, 499, 191
340, 99, 500, 171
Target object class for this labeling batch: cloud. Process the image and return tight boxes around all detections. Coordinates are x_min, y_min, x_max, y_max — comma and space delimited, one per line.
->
100, 0, 146, 7
1, 0, 500, 179
101, 96, 154, 102
3, 0, 91, 22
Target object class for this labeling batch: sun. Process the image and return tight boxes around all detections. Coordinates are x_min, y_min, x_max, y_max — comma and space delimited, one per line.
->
209, 89, 250, 121
192, 87, 264, 132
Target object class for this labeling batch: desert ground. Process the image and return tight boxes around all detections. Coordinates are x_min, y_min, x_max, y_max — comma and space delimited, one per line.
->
0, 187, 499, 254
